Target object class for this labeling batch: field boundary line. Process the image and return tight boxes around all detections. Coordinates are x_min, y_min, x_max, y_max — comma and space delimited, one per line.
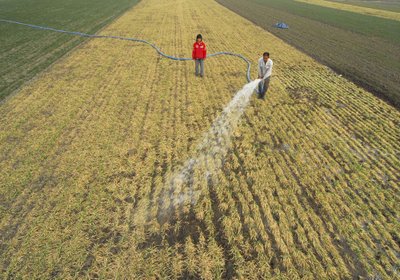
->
0, 0, 140, 104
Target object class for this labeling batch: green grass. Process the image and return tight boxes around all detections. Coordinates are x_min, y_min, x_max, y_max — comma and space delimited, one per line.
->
217, 0, 400, 108
328, 0, 400, 12
251, 0, 400, 44
0, 0, 140, 100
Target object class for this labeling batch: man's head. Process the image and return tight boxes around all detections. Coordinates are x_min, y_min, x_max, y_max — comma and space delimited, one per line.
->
196, 34, 203, 43
263, 52, 270, 62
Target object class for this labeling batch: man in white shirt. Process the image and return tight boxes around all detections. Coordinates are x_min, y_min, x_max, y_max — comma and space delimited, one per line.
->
257, 52, 273, 99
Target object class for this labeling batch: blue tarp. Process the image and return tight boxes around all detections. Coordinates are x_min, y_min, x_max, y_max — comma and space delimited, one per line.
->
275, 22, 289, 29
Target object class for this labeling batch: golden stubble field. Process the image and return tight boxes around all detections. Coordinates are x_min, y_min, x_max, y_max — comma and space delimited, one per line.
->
296, 0, 400, 21
0, 0, 399, 278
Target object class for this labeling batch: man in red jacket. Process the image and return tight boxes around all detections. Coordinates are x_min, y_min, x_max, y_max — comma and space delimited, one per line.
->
192, 34, 207, 77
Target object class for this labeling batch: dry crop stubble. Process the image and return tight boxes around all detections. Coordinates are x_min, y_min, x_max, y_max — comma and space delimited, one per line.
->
0, 0, 399, 278
295, 0, 400, 22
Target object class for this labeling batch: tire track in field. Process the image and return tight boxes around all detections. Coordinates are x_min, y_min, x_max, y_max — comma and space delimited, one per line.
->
261, 135, 337, 276
280, 75, 399, 198
238, 112, 366, 277
281, 154, 368, 277
208, 179, 237, 279
295, 68, 400, 150
236, 91, 374, 276
266, 101, 388, 276
237, 114, 328, 275
223, 147, 292, 275
253, 82, 396, 276
282, 82, 400, 222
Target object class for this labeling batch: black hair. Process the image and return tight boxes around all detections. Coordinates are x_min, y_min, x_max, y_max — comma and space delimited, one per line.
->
196, 34, 203, 40
263, 52, 270, 57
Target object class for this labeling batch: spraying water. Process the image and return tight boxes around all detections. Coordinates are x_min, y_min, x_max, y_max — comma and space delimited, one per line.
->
0, 19, 264, 225
154, 79, 261, 221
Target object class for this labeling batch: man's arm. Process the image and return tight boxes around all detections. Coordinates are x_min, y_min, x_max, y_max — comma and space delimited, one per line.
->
262, 66, 270, 79
258, 60, 263, 79
262, 60, 272, 79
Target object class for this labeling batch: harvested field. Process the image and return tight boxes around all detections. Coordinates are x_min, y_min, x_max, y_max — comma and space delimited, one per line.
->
217, 0, 400, 107
0, 0, 139, 100
296, 0, 400, 21
0, 0, 399, 278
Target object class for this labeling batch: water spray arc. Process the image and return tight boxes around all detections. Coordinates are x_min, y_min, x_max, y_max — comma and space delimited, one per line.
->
159, 80, 261, 217
1, 19, 262, 221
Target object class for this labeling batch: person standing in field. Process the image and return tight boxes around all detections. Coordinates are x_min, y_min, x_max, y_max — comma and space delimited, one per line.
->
257, 52, 273, 99
192, 34, 207, 77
